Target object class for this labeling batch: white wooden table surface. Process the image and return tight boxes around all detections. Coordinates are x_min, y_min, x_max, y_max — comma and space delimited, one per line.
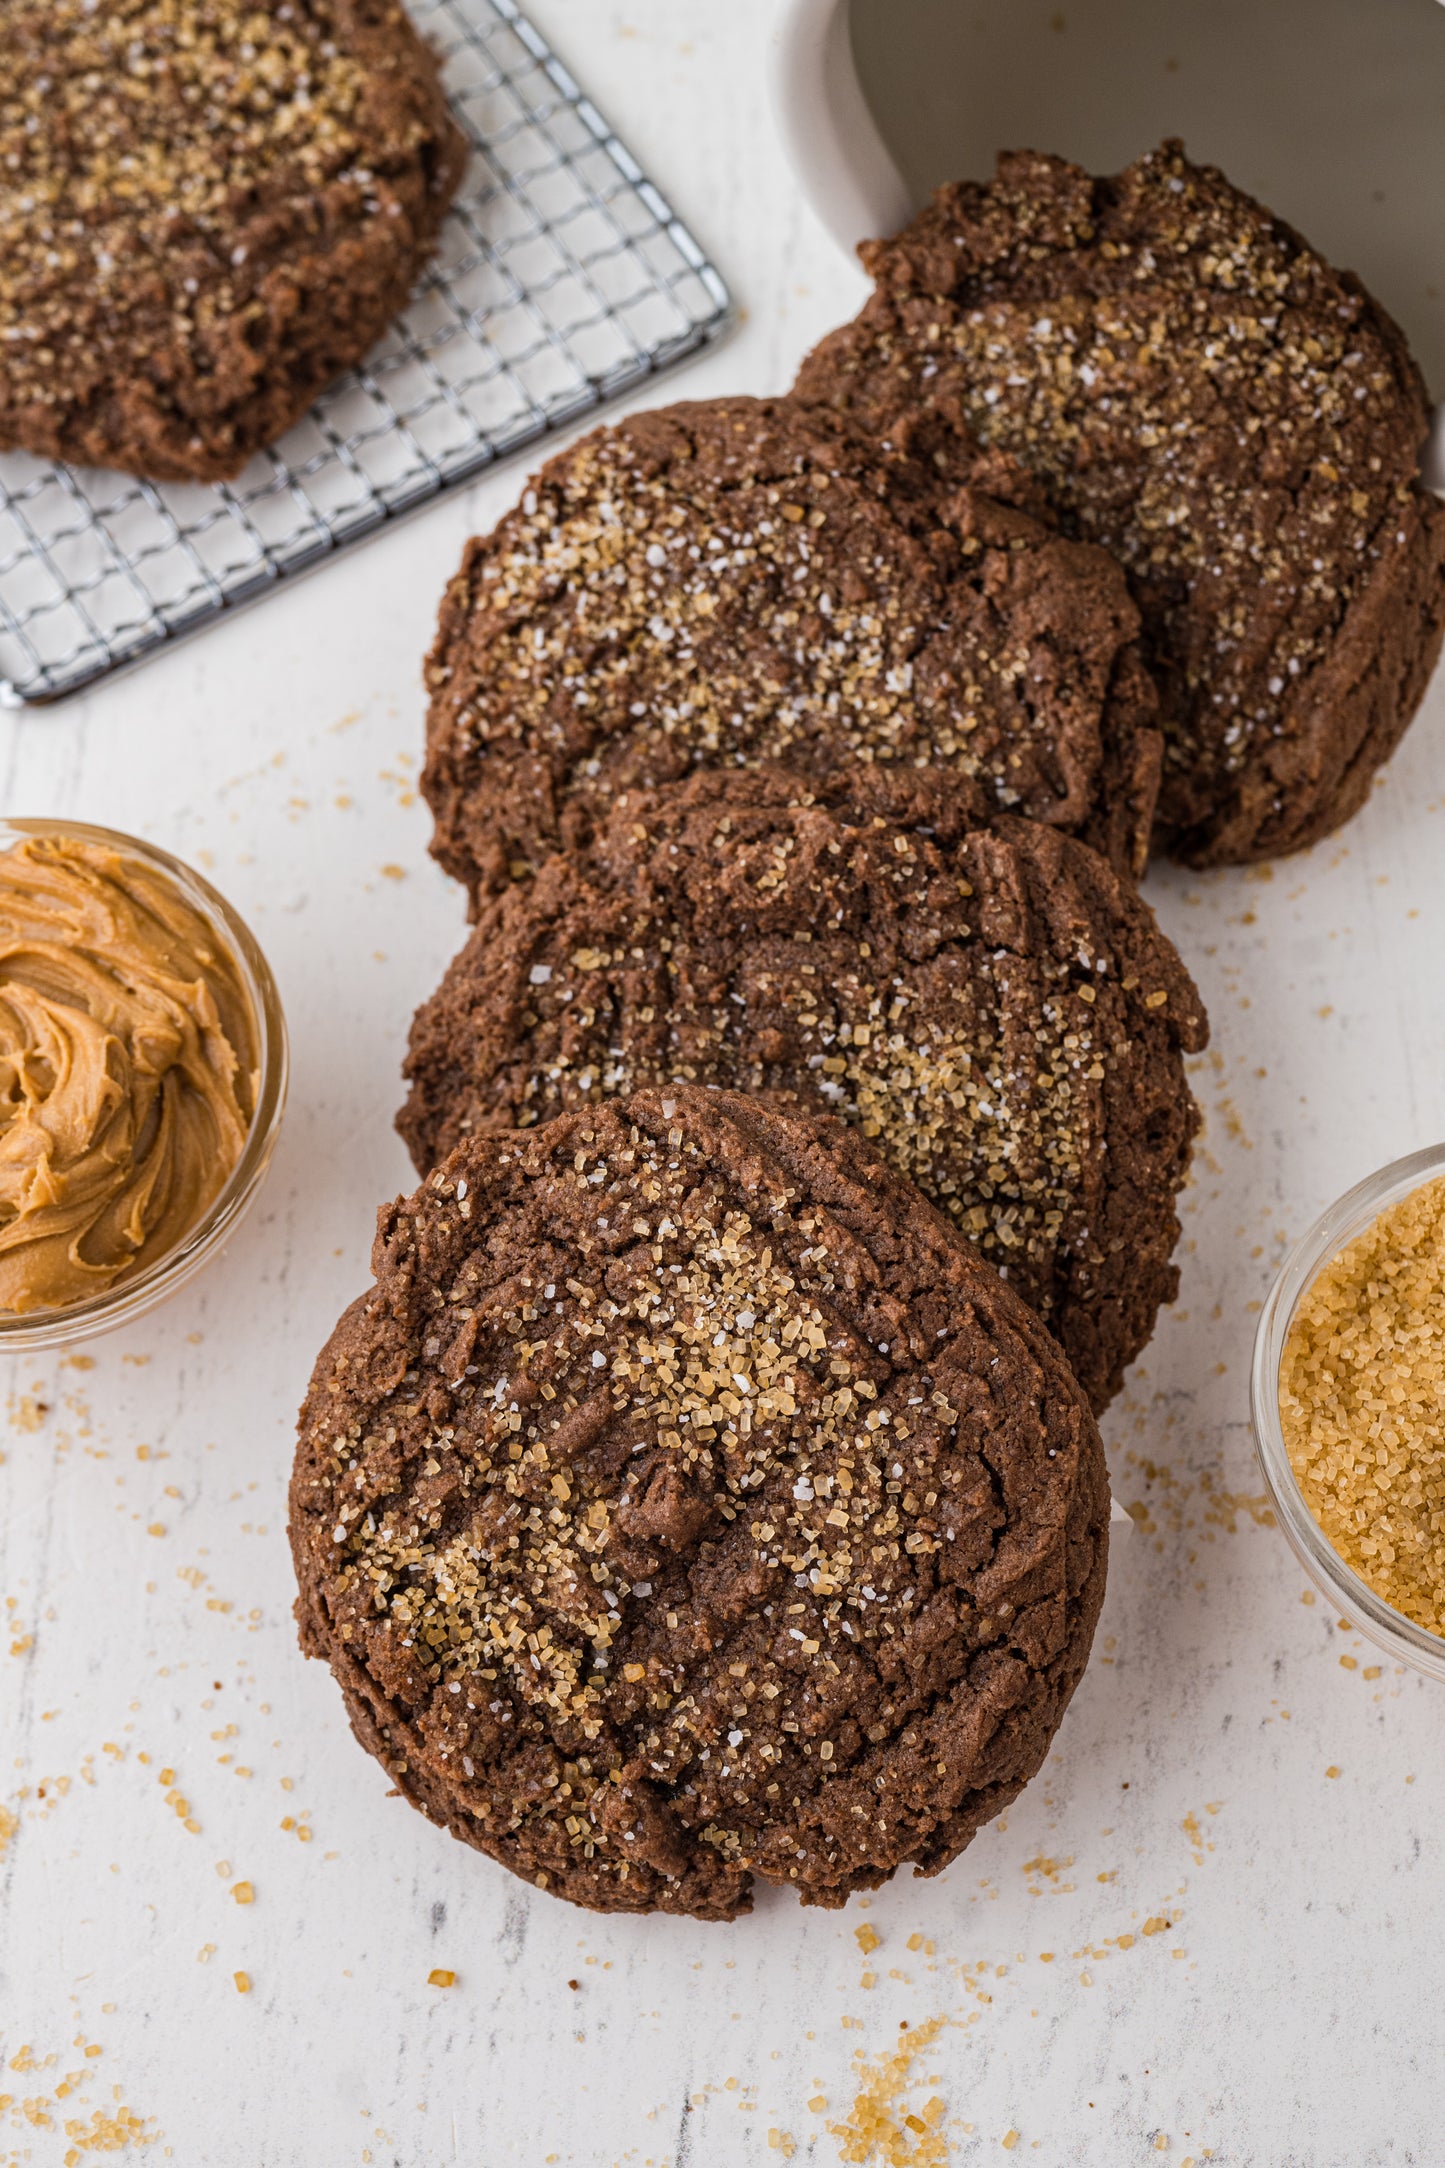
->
3, 7, 1444, 2163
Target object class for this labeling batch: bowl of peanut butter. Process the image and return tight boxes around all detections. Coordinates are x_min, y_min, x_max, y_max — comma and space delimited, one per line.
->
0, 820, 287, 1345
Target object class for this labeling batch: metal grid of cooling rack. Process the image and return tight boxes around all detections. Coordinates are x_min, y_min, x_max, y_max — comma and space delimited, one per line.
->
0, 0, 734, 706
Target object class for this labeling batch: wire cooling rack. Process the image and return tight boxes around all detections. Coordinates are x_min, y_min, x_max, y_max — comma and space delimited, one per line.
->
0, 0, 734, 706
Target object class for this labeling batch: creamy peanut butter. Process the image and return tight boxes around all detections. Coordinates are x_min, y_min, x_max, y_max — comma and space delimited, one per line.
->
0, 834, 257, 1313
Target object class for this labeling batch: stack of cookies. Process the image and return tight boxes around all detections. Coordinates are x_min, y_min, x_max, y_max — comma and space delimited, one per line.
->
290, 142, 1445, 1921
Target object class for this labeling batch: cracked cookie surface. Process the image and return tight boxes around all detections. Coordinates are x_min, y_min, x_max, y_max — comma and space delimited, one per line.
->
291, 1086, 1108, 1919
421, 393, 1161, 897
796, 141, 1445, 867
0, 0, 466, 480
400, 770, 1206, 1413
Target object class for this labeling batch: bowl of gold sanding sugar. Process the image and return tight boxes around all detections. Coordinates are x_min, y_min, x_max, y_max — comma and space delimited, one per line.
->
0, 819, 288, 1349
1252, 1144, 1445, 1681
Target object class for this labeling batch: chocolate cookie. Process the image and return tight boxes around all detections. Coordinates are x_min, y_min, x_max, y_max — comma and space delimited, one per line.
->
0, 0, 467, 482
421, 394, 1162, 896
291, 1087, 1109, 1920
399, 770, 1205, 1412
795, 141, 1445, 867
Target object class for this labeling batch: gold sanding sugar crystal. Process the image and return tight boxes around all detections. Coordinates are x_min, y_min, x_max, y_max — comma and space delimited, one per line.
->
827, 2019, 950, 2166
1279, 1173, 1445, 1634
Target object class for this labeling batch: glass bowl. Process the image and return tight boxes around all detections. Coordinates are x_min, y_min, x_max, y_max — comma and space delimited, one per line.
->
0, 817, 288, 1351
1251, 1141, 1445, 1684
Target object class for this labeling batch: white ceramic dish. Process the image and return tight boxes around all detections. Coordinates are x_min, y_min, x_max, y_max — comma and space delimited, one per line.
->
774, 0, 1445, 489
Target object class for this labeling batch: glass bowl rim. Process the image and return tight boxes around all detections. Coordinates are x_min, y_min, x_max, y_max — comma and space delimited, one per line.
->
1250, 1140, 1445, 1683
0, 816, 289, 1347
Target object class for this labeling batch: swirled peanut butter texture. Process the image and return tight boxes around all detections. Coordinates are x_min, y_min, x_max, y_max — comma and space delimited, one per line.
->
0, 836, 257, 1313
